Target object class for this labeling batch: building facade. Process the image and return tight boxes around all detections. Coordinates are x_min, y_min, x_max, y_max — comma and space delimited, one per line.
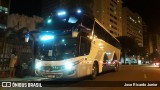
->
0, 0, 9, 30
0, 0, 9, 58
0, 14, 43, 72
122, 7, 143, 47
151, 33, 160, 53
156, 34, 160, 52
148, 32, 155, 54
92, 0, 123, 37
7, 14, 43, 31
148, 32, 160, 55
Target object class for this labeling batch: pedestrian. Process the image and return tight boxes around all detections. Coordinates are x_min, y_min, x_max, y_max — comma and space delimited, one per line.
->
9, 50, 18, 78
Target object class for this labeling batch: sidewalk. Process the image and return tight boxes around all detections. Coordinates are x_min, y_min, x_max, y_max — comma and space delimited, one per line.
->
0, 76, 42, 82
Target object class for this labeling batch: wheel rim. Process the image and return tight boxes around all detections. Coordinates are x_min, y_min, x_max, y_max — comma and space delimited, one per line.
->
114, 64, 118, 71
115, 66, 117, 71
92, 64, 97, 77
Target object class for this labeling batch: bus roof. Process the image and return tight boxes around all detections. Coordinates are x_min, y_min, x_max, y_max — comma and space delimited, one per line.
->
94, 18, 120, 42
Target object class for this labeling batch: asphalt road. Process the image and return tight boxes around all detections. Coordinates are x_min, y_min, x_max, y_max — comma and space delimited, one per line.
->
95, 64, 160, 81
1, 64, 160, 90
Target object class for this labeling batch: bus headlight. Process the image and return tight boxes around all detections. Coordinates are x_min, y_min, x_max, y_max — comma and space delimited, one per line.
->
35, 62, 42, 69
65, 62, 74, 70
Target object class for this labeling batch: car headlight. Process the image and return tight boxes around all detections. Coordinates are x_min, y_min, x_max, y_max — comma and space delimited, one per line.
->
65, 62, 74, 70
35, 62, 42, 69
156, 63, 159, 66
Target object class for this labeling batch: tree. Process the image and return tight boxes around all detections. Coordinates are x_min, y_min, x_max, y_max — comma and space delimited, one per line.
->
137, 47, 147, 57
149, 51, 160, 61
117, 36, 139, 64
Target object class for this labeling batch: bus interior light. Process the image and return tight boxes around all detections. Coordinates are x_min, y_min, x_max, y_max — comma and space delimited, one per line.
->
98, 43, 103, 46
68, 17, 78, 23
100, 46, 104, 49
40, 35, 54, 41
57, 11, 66, 16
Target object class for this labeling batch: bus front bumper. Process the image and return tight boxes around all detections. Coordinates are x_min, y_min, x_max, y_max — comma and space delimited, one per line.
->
35, 68, 77, 78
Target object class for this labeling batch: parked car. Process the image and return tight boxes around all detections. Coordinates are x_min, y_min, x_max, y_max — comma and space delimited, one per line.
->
153, 58, 160, 68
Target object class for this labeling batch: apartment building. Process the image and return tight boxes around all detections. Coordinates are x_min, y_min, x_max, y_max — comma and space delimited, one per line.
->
122, 7, 143, 47
92, 0, 123, 37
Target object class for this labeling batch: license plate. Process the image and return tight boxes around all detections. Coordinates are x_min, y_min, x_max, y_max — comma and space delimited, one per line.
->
48, 75, 55, 78
46, 70, 51, 73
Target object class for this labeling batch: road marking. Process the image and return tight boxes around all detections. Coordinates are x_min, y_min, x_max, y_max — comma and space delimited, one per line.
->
143, 70, 145, 72
144, 74, 147, 79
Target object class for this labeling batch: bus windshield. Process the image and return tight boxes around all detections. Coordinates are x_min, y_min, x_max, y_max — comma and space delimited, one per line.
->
43, 16, 80, 30
37, 36, 79, 61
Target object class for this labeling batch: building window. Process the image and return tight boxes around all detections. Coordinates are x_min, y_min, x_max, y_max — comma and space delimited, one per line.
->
114, 32, 117, 36
110, 3, 114, 7
110, 13, 117, 20
114, 16, 117, 20
110, 8, 114, 12
138, 20, 141, 23
111, 25, 117, 30
111, 0, 117, 5
114, 21, 117, 25
110, 19, 117, 25
110, 30, 113, 33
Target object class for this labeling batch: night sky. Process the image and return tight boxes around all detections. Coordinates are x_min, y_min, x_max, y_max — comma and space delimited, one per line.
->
10, 0, 160, 34
10, 0, 42, 16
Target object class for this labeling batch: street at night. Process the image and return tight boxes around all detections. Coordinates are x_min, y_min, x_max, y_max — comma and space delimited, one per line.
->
95, 64, 160, 81
1, 64, 160, 90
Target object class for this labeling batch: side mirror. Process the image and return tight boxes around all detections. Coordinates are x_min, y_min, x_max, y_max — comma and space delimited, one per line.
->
25, 33, 30, 42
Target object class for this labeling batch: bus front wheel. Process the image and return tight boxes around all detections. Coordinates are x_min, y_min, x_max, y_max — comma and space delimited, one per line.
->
90, 62, 98, 79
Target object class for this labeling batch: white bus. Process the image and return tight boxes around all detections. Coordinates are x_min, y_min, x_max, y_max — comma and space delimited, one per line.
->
26, 14, 121, 79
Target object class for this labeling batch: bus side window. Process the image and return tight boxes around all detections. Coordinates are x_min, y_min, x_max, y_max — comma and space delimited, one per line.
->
103, 53, 109, 63
80, 37, 91, 56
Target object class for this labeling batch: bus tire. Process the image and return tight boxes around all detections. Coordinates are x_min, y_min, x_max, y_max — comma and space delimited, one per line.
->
90, 62, 98, 79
